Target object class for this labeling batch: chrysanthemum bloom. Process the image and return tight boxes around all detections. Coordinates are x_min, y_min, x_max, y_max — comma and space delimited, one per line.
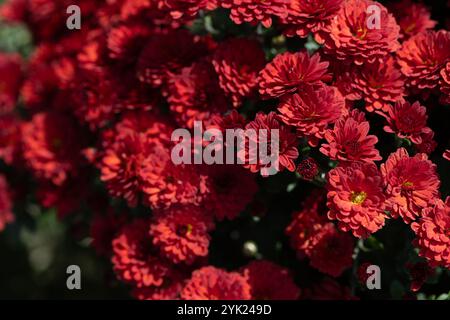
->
397, 30, 450, 94
320, 109, 382, 162
241, 260, 300, 300
180, 266, 251, 300
309, 226, 354, 277
411, 197, 450, 269
0, 113, 22, 165
327, 162, 387, 238
219, 0, 289, 28
334, 57, 405, 113
90, 210, 127, 256
159, 0, 208, 19
0, 53, 22, 112
202, 165, 258, 220
141, 148, 209, 210
21, 112, 86, 186
388, 0, 436, 39
100, 112, 174, 207
286, 190, 331, 257
208, 109, 246, 132
0, 175, 14, 232
212, 38, 266, 107
137, 29, 206, 88
112, 219, 171, 288
414, 130, 437, 155
168, 60, 228, 128
259, 51, 330, 99
277, 83, 345, 146
296, 157, 319, 181
107, 23, 152, 64
382, 101, 431, 144
132, 273, 184, 300
440, 62, 450, 105
406, 262, 434, 292
239, 112, 299, 176
305, 278, 357, 300
280, 0, 344, 43
324, 0, 400, 65
381, 148, 440, 223
150, 205, 212, 264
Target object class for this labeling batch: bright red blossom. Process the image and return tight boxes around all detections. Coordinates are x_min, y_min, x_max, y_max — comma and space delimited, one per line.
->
278, 83, 345, 146
241, 260, 300, 300
239, 112, 299, 176
324, 0, 400, 65
382, 101, 431, 144
335, 57, 405, 113
381, 148, 441, 223
150, 205, 212, 264
181, 266, 252, 300
112, 219, 171, 288
320, 109, 382, 162
411, 198, 450, 269
219, 0, 290, 28
327, 162, 387, 238
0, 52, 22, 112
212, 38, 266, 107
259, 51, 330, 99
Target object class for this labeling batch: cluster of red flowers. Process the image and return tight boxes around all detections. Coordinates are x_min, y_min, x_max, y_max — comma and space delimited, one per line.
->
0, 0, 449, 299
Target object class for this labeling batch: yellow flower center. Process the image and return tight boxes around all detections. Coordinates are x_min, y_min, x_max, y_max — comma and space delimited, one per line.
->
351, 191, 367, 205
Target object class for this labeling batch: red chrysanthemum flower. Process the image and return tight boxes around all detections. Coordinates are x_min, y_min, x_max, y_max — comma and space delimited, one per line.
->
388, 0, 436, 39
137, 29, 206, 88
0, 113, 22, 165
406, 262, 434, 292
112, 219, 171, 288
239, 112, 299, 176
357, 262, 372, 285
212, 38, 266, 107
150, 205, 212, 264
320, 109, 382, 162
180, 266, 251, 300
219, 0, 289, 28
0, 175, 14, 232
21, 111, 86, 186
241, 260, 300, 300
414, 130, 437, 155
259, 51, 330, 99
168, 59, 228, 128
397, 30, 450, 94
296, 157, 319, 181
324, 0, 400, 65
0, 52, 22, 112
208, 109, 246, 132
107, 23, 152, 64
327, 161, 387, 238
141, 148, 209, 210
309, 225, 354, 277
132, 273, 185, 300
306, 278, 357, 300
411, 197, 450, 269
202, 165, 258, 220
281, 0, 344, 43
159, 0, 208, 19
286, 190, 330, 257
440, 61, 450, 105
334, 57, 405, 113
277, 83, 345, 146
90, 210, 127, 256
382, 101, 431, 144
99, 111, 174, 206
381, 148, 441, 223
